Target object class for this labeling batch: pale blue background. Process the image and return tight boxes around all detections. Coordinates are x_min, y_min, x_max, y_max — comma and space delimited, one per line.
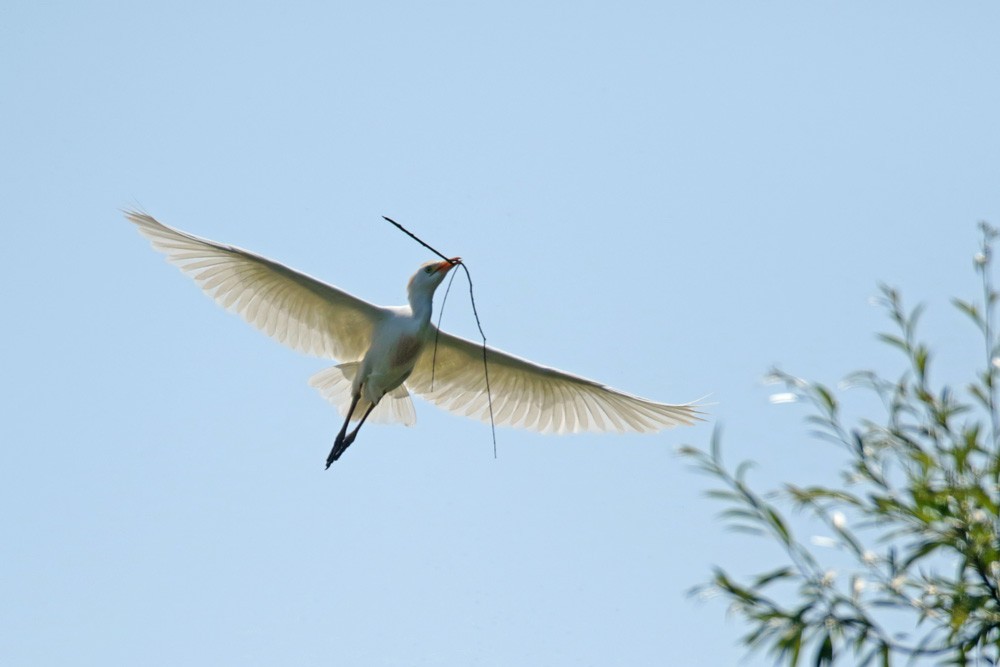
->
3, 2, 998, 665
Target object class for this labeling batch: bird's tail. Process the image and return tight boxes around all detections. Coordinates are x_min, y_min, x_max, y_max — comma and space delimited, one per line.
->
309, 363, 416, 426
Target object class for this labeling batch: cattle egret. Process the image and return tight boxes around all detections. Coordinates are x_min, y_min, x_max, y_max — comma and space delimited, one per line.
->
127, 211, 702, 466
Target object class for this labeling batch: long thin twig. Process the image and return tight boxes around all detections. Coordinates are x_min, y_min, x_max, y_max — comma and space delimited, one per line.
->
382, 216, 498, 458
431, 269, 459, 390
382, 216, 455, 264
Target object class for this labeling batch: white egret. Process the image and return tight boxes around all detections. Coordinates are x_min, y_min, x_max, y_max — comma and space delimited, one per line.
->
127, 211, 702, 466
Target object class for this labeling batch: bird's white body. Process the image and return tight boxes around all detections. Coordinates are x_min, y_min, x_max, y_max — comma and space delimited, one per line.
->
353, 296, 438, 412
127, 211, 702, 463
359, 308, 425, 406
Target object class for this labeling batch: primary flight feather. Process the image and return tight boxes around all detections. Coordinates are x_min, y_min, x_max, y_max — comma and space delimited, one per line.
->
127, 211, 702, 466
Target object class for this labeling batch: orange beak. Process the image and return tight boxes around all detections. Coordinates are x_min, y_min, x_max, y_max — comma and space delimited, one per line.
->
437, 257, 461, 272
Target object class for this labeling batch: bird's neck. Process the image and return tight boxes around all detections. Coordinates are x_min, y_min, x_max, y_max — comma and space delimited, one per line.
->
407, 290, 434, 325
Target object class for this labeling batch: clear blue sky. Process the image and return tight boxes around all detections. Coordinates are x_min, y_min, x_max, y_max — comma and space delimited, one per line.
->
3, 2, 998, 665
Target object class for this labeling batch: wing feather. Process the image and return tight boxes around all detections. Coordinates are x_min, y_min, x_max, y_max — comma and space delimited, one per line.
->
127, 211, 385, 361
564, 383, 586, 432
407, 330, 703, 434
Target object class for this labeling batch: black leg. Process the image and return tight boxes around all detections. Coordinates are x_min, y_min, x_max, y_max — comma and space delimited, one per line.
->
333, 401, 378, 461
326, 393, 360, 469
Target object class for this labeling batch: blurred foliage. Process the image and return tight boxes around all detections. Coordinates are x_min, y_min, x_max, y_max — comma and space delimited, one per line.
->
682, 223, 1000, 666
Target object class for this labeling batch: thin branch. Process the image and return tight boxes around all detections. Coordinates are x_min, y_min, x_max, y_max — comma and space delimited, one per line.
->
382, 216, 498, 457
977, 223, 1000, 461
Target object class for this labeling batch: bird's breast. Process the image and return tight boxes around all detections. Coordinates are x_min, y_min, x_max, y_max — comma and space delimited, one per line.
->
390, 333, 424, 369
357, 326, 427, 403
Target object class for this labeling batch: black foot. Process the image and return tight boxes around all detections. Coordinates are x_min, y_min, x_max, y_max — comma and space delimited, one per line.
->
325, 431, 357, 469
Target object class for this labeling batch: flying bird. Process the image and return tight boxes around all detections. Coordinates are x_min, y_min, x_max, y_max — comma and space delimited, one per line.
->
127, 211, 702, 467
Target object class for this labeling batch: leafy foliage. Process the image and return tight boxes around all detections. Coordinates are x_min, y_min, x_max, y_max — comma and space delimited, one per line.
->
682, 223, 1000, 665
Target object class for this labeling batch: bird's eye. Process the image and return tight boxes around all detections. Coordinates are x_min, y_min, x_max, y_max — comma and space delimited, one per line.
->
424, 266, 434, 274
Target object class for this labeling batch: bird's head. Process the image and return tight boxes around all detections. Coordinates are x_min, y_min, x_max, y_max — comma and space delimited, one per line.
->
407, 257, 461, 299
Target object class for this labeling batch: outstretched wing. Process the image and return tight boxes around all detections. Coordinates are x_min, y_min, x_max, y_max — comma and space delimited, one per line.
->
127, 211, 384, 361
406, 330, 703, 434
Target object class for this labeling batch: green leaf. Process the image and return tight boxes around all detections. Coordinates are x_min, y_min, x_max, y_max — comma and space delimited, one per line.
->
906, 302, 926, 335
720, 508, 761, 523
767, 508, 792, 545
900, 540, 945, 570
752, 567, 795, 588
876, 333, 908, 352
778, 624, 804, 667
735, 459, 756, 482
952, 298, 983, 327
968, 383, 990, 410
913, 345, 930, 378
814, 632, 834, 667
705, 489, 741, 503
814, 384, 838, 413
728, 524, 766, 537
